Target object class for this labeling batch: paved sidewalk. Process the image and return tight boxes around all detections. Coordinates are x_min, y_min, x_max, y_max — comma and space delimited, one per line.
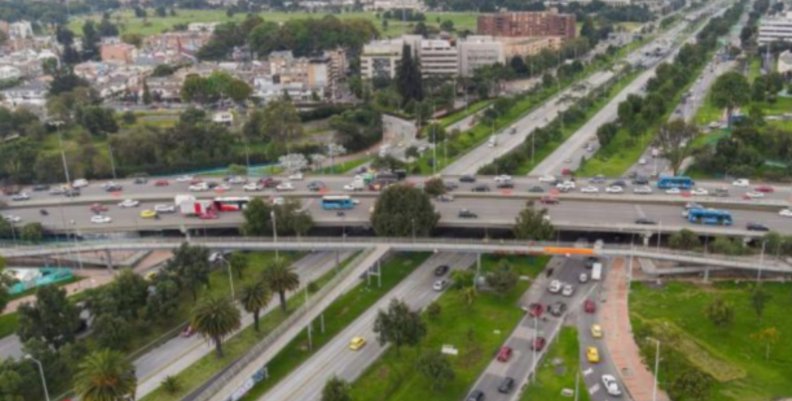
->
601, 257, 669, 401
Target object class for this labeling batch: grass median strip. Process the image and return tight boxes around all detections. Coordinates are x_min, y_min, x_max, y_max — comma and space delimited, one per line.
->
349, 255, 549, 401
0, 312, 18, 339
520, 327, 590, 401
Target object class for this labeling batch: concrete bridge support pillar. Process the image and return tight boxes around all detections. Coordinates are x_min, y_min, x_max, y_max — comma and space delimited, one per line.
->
642, 233, 652, 247
105, 249, 113, 271
703, 266, 710, 283
475, 252, 482, 287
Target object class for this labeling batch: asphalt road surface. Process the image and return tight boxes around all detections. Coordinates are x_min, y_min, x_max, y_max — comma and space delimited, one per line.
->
467, 257, 598, 401
260, 252, 475, 401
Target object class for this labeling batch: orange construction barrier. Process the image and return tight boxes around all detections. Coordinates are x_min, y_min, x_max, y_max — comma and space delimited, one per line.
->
542, 247, 595, 256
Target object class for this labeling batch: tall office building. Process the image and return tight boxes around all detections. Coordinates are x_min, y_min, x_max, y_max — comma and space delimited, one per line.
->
477, 11, 576, 40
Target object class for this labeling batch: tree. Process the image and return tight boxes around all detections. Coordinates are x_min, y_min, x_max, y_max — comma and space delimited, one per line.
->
395, 44, 423, 107
242, 197, 273, 236
93, 314, 132, 350
485, 260, 518, 295
240, 280, 272, 331
18, 222, 43, 243
705, 297, 734, 326
74, 349, 136, 401
751, 327, 780, 360
513, 201, 554, 240
121, 110, 137, 125
668, 229, 700, 250
460, 286, 477, 307
667, 366, 712, 401
82, 20, 100, 61
373, 298, 426, 355
259, 100, 303, 148
161, 375, 180, 394
263, 258, 300, 312
423, 177, 446, 197
165, 243, 211, 301
321, 376, 351, 401
710, 72, 750, 127
229, 252, 248, 279
426, 301, 441, 320
17, 285, 80, 349
417, 351, 455, 391
750, 287, 771, 321
371, 184, 440, 237
0, 256, 13, 313
191, 296, 241, 358
656, 119, 698, 175
142, 80, 152, 105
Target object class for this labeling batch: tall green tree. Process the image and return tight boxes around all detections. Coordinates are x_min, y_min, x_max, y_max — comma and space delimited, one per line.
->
705, 297, 734, 326
0, 256, 13, 313
656, 119, 698, 175
165, 243, 211, 301
513, 201, 554, 240
242, 197, 273, 236
750, 287, 771, 321
81, 20, 100, 61
668, 229, 700, 250
370, 184, 440, 237
710, 72, 750, 127
229, 252, 248, 279
417, 351, 455, 391
17, 285, 80, 349
373, 298, 426, 356
263, 259, 300, 312
485, 260, 518, 295
191, 296, 241, 358
92, 314, 132, 350
240, 280, 272, 331
395, 44, 423, 107
321, 376, 351, 401
74, 349, 136, 401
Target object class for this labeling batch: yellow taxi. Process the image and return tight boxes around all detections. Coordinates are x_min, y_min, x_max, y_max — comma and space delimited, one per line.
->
591, 324, 603, 339
349, 336, 367, 351
586, 346, 600, 363
139, 209, 158, 219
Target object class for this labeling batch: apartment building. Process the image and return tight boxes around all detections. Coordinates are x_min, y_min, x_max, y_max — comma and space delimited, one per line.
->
758, 12, 792, 45
458, 36, 505, 76
477, 11, 576, 40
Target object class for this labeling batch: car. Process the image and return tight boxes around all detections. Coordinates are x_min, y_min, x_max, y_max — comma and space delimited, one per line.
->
528, 303, 544, 318
243, 183, 262, 192
307, 181, 326, 191
104, 183, 123, 192
548, 280, 562, 293
732, 178, 750, 187
276, 182, 295, 192
72, 178, 88, 188
605, 186, 623, 193
227, 176, 247, 185
458, 209, 478, 218
139, 209, 158, 219
118, 199, 140, 208
690, 188, 709, 196
590, 175, 606, 184
180, 325, 196, 337
538, 174, 556, 183
591, 324, 603, 338
665, 187, 681, 195
562, 284, 574, 297
2, 215, 20, 223
498, 377, 515, 394
744, 191, 764, 199
780, 208, 792, 217
494, 175, 512, 183
496, 181, 514, 189
496, 346, 513, 362
31, 184, 50, 191
11, 192, 29, 201
549, 302, 566, 317
586, 346, 600, 363
63, 188, 80, 197
580, 186, 599, 193
472, 184, 491, 192
89, 203, 109, 213
712, 188, 729, 197
584, 299, 596, 313
343, 183, 363, 192
529, 186, 545, 193
639, 157, 647, 165
466, 390, 485, 401
685, 202, 703, 210
633, 185, 652, 194
610, 180, 627, 187
539, 196, 559, 205
755, 185, 774, 193
602, 374, 622, 396
154, 204, 176, 213
288, 172, 304, 181
459, 175, 476, 183
632, 176, 649, 185
747, 222, 769, 232
529, 336, 546, 351
585, 257, 598, 268
434, 265, 450, 276
189, 183, 209, 192
433, 279, 448, 291
175, 175, 194, 182
635, 217, 657, 225
437, 193, 454, 202
154, 179, 170, 187
579, 273, 589, 283
443, 182, 459, 191
259, 177, 282, 188
349, 336, 367, 350
556, 180, 576, 190
213, 183, 231, 191
90, 215, 112, 224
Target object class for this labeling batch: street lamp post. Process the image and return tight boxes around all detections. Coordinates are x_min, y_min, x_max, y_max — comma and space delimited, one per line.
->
107, 143, 118, 180
757, 240, 766, 282
25, 355, 50, 401
650, 338, 660, 401
271, 210, 278, 261
219, 254, 235, 299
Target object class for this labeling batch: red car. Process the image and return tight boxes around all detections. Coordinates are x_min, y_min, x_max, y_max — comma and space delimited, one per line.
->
530, 337, 546, 351
259, 177, 281, 188
539, 196, 560, 205
496, 346, 513, 362
584, 299, 596, 314
755, 185, 774, 193
528, 303, 544, 318
89, 203, 108, 213
154, 179, 170, 187
561, 168, 573, 176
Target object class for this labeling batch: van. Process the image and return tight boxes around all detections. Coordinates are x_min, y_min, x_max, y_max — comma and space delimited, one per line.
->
591, 263, 603, 281
487, 135, 497, 147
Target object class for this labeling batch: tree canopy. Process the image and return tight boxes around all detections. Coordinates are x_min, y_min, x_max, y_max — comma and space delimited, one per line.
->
371, 184, 439, 237
373, 298, 426, 355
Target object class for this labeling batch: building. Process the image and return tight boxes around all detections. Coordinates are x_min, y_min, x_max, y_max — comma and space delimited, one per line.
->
477, 11, 576, 40
369, 0, 423, 10
1, 78, 48, 109
498, 36, 563, 59
100, 40, 138, 64
187, 22, 220, 33
778, 50, 792, 74
7, 21, 33, 39
458, 36, 505, 77
417, 39, 458, 77
758, 12, 792, 45
360, 37, 411, 79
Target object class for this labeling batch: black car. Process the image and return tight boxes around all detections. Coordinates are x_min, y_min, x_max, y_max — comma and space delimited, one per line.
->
472, 184, 491, 192
549, 302, 567, 317
444, 182, 459, 191
634, 218, 657, 225
713, 188, 729, 197
585, 256, 599, 268
64, 189, 81, 197
133, 177, 148, 184
459, 209, 478, 218
105, 184, 123, 192
460, 175, 476, 183
632, 176, 649, 185
528, 186, 545, 193
466, 390, 485, 401
32, 184, 50, 191
498, 377, 515, 394
434, 265, 450, 276
611, 180, 627, 187
747, 222, 769, 232
496, 182, 514, 189
307, 181, 325, 191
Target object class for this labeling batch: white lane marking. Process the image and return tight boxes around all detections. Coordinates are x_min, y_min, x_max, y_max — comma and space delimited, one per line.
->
589, 383, 601, 394
583, 367, 594, 376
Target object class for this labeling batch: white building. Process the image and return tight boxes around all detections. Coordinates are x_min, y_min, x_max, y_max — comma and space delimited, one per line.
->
758, 12, 792, 45
417, 39, 458, 77
187, 22, 220, 33
458, 36, 505, 77
0, 65, 21, 81
1, 79, 48, 109
778, 50, 792, 74
8, 21, 33, 39
369, 0, 423, 11
360, 37, 412, 79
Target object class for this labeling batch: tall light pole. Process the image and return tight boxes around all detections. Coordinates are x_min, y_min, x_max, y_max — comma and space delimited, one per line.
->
25, 355, 50, 401
650, 337, 660, 401
219, 254, 235, 299
107, 143, 118, 180
271, 210, 278, 261
757, 239, 766, 282
50, 120, 70, 186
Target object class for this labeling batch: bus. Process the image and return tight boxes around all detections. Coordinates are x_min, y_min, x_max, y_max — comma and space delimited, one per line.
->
213, 196, 251, 212
656, 176, 695, 190
687, 208, 732, 226
321, 195, 356, 210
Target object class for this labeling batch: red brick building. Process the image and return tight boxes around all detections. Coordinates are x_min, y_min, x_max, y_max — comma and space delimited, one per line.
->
477, 11, 576, 40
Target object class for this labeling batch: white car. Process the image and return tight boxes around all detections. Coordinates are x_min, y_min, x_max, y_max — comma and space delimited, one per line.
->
602, 375, 622, 396
745, 191, 764, 199
690, 188, 709, 196
11, 193, 30, 201
548, 280, 562, 294
665, 188, 681, 195
344, 184, 363, 192
228, 176, 247, 185
633, 185, 652, 194
605, 186, 623, 193
556, 180, 576, 189
779, 208, 792, 217
432, 279, 448, 291
538, 174, 556, 183
288, 172, 304, 181
72, 178, 89, 188
271, 196, 285, 206
562, 284, 574, 297
91, 215, 112, 224
494, 175, 513, 183
732, 178, 750, 187
579, 273, 589, 283
243, 183, 262, 192
2, 215, 21, 223
638, 157, 647, 165
176, 175, 195, 182
580, 186, 599, 193
189, 183, 209, 192
154, 204, 176, 213
214, 183, 231, 191
118, 199, 140, 208
276, 182, 295, 192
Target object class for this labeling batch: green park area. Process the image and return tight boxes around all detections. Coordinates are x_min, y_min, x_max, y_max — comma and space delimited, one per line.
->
349, 255, 548, 401
520, 327, 590, 401
630, 281, 792, 401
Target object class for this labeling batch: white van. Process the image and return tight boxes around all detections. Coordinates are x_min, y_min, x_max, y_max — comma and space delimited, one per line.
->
487, 135, 497, 148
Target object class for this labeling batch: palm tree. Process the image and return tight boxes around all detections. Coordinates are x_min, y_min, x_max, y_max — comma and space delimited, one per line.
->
263, 259, 300, 312
240, 280, 272, 332
75, 349, 136, 401
191, 296, 241, 358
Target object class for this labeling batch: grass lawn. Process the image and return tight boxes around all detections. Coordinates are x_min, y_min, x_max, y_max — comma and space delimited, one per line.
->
747, 57, 762, 83
349, 255, 549, 401
69, 9, 478, 38
317, 155, 373, 175
438, 100, 493, 128
0, 312, 18, 339
237, 252, 430, 401
630, 281, 792, 401
520, 327, 590, 401
139, 251, 344, 401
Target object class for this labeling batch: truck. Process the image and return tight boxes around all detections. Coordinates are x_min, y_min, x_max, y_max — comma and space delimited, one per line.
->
591, 262, 603, 281
175, 194, 214, 216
